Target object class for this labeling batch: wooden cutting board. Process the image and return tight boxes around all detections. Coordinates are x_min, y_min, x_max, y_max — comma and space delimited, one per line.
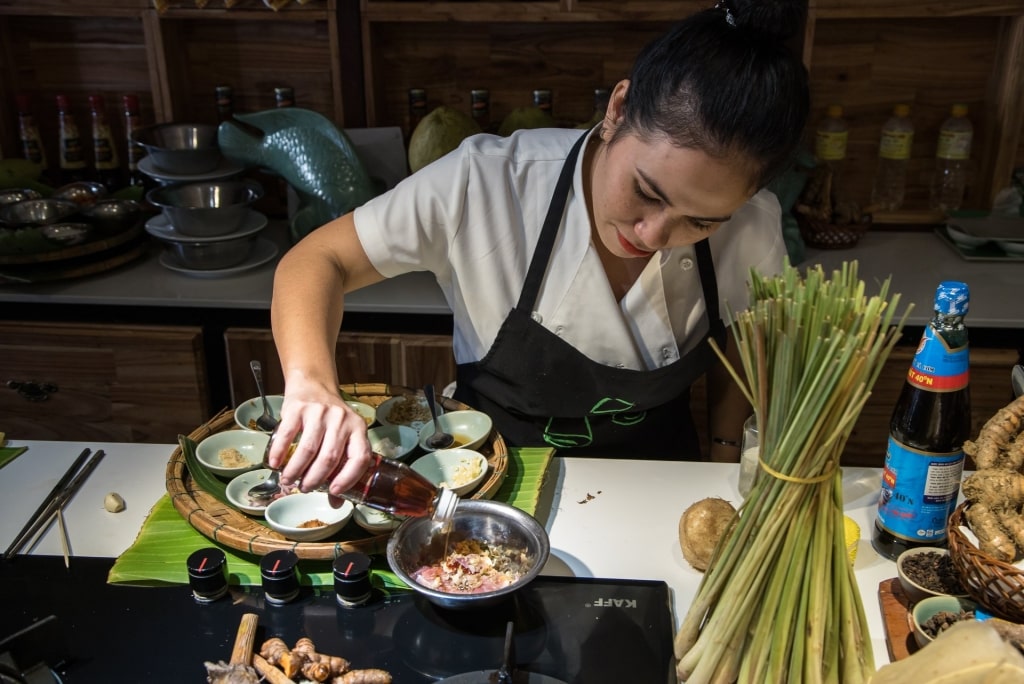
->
878, 577, 918, 661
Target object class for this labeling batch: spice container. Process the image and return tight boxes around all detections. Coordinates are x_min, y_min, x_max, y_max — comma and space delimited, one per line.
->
186, 547, 229, 603
333, 551, 373, 607
261, 549, 300, 604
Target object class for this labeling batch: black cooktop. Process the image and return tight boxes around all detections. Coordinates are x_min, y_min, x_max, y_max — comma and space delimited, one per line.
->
1, 556, 676, 683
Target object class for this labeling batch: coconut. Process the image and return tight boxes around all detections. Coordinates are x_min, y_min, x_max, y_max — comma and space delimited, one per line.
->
678, 497, 737, 572
407, 105, 482, 173
497, 106, 555, 137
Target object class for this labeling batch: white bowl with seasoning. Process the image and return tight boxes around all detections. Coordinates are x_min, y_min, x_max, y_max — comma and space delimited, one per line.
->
195, 429, 268, 478
417, 410, 492, 453
410, 448, 488, 496
225, 468, 277, 517
234, 394, 284, 432
376, 394, 433, 431
367, 424, 419, 461
265, 491, 354, 542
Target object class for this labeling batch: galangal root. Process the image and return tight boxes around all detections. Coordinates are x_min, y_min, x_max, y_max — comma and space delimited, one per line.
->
961, 394, 1024, 561
258, 637, 391, 684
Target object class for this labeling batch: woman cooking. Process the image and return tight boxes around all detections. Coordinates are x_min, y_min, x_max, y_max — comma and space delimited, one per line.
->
267, 0, 810, 500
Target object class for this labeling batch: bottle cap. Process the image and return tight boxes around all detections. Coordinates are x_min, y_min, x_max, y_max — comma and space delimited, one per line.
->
186, 547, 229, 603
952, 103, 969, 117
55, 94, 70, 111
827, 104, 843, 118
88, 94, 105, 112
935, 281, 969, 315
333, 551, 373, 607
433, 487, 459, 526
894, 103, 910, 117
261, 549, 301, 605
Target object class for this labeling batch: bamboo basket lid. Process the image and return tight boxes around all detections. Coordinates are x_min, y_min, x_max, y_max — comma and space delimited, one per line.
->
165, 383, 509, 559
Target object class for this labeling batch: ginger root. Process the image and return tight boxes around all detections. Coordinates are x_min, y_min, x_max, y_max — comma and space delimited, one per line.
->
963, 394, 1024, 470
334, 670, 393, 684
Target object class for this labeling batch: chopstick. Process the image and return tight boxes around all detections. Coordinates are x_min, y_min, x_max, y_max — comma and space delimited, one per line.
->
2, 449, 106, 561
55, 506, 70, 569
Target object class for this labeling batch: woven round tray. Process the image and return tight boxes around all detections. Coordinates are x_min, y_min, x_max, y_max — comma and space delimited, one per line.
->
796, 213, 871, 250
947, 502, 1024, 622
165, 383, 509, 560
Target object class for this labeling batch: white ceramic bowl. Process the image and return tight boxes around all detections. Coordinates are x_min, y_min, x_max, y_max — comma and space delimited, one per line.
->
195, 429, 268, 478
345, 400, 377, 427
417, 410, 493, 452
997, 240, 1024, 256
896, 546, 970, 605
234, 394, 284, 432
225, 468, 276, 517
410, 448, 489, 496
353, 504, 404, 533
375, 394, 432, 431
945, 224, 990, 248
265, 491, 354, 542
367, 424, 419, 461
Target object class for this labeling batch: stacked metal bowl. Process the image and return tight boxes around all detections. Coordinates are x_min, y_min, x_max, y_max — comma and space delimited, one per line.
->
145, 179, 265, 270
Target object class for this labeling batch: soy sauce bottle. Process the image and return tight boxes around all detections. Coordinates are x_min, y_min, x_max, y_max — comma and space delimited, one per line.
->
343, 453, 458, 526
872, 281, 971, 560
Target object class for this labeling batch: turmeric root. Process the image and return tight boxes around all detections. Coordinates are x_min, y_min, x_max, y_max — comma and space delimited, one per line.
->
333, 670, 393, 684
260, 638, 303, 679
963, 394, 1024, 470
965, 502, 1018, 562
260, 636, 353, 682
962, 471, 1024, 512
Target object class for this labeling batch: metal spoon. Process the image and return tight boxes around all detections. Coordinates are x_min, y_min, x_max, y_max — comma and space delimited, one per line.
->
248, 427, 284, 504
424, 384, 454, 450
250, 360, 278, 432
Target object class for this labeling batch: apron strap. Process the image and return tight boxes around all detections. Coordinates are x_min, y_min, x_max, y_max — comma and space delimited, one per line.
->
693, 238, 726, 345
516, 130, 590, 313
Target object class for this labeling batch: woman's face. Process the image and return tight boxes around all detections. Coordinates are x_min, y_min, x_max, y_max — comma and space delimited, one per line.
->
588, 83, 757, 259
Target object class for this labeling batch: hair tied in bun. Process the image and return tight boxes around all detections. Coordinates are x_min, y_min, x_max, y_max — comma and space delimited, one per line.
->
714, 0, 737, 27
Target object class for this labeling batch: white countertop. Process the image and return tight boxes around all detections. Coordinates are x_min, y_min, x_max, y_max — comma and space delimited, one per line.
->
0, 440, 900, 667
1, 229, 1023, 328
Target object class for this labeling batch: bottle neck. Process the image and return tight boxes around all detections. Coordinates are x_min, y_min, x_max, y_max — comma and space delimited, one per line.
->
432, 487, 458, 526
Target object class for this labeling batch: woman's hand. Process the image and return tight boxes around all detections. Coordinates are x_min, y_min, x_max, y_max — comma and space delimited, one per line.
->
267, 375, 373, 502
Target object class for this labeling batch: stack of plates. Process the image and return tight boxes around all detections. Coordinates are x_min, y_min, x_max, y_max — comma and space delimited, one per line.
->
945, 215, 1024, 256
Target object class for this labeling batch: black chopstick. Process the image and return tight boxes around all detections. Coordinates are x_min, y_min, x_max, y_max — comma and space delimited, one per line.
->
2, 448, 106, 560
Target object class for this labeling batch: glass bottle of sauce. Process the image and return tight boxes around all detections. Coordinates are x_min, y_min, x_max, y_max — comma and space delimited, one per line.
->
872, 281, 971, 560
15, 94, 50, 183
122, 94, 147, 189
56, 94, 88, 185
343, 453, 458, 526
89, 94, 122, 192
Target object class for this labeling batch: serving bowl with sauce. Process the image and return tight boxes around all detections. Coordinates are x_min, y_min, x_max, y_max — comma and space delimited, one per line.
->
417, 410, 492, 452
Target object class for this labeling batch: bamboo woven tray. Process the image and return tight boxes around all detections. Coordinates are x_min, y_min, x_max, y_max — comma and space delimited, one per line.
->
165, 383, 509, 559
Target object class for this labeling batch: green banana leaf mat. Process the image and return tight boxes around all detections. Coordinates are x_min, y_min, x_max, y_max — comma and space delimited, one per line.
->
108, 447, 554, 592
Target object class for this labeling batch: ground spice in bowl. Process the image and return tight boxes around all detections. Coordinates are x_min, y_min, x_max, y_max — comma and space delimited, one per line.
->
902, 551, 967, 596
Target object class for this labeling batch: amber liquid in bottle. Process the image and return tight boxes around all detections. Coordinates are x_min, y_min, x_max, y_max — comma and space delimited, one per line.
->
872, 282, 971, 560
345, 453, 455, 523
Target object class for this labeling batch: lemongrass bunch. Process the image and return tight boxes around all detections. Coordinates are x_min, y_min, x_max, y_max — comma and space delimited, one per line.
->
675, 260, 910, 684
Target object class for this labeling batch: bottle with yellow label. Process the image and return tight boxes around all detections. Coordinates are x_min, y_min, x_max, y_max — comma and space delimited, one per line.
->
871, 104, 914, 211
815, 104, 848, 200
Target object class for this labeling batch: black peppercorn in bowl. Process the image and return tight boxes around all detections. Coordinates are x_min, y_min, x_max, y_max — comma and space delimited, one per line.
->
896, 546, 970, 605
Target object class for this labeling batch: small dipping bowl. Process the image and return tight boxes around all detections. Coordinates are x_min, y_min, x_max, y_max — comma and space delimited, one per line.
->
911, 595, 978, 648
896, 547, 970, 605
84, 198, 145, 235
132, 122, 222, 175
0, 198, 80, 228
51, 181, 108, 208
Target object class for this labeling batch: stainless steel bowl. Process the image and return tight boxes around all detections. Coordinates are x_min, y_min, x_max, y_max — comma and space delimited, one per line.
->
387, 499, 550, 610
159, 232, 257, 270
0, 188, 43, 207
84, 198, 145, 235
0, 198, 81, 228
132, 122, 221, 175
147, 179, 263, 237
51, 181, 108, 208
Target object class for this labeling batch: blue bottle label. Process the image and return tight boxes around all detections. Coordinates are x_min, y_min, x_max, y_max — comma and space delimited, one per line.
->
876, 437, 964, 542
907, 326, 968, 391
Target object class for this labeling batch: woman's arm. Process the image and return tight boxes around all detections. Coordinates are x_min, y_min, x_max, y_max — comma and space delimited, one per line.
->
269, 211, 387, 499
706, 332, 752, 463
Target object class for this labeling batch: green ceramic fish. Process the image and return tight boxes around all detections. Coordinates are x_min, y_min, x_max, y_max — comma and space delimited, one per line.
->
217, 108, 377, 242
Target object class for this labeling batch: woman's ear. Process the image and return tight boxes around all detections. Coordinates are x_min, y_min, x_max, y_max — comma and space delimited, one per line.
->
601, 80, 630, 141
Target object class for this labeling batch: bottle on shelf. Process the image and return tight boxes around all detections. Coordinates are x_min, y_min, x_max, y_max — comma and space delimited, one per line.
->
872, 281, 971, 561
274, 86, 295, 109
532, 88, 553, 119
470, 88, 491, 132
215, 84, 234, 123
930, 103, 973, 213
814, 104, 849, 201
122, 94, 147, 189
55, 94, 88, 185
871, 103, 914, 211
89, 94, 122, 192
342, 452, 458, 525
15, 94, 51, 184
408, 88, 428, 140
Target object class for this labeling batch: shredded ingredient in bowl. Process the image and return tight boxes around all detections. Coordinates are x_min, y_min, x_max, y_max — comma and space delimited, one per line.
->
440, 457, 483, 488
218, 447, 250, 468
411, 539, 530, 594
376, 436, 402, 459
386, 397, 432, 425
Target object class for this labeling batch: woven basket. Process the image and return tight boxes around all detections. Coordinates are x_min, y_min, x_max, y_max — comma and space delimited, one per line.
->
165, 383, 509, 560
796, 212, 871, 250
947, 502, 1024, 622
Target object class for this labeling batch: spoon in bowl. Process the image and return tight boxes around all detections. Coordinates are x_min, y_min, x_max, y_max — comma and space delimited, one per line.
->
423, 384, 454, 450
248, 427, 284, 504
250, 360, 278, 432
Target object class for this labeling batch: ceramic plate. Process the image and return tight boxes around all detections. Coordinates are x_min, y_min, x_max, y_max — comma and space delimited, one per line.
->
139, 154, 246, 184
145, 210, 267, 243
158, 237, 278, 278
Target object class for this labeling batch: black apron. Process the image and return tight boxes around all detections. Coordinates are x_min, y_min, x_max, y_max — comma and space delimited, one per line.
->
454, 131, 725, 459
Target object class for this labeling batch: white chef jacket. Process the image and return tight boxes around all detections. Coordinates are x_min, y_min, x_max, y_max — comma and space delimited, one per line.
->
353, 127, 786, 371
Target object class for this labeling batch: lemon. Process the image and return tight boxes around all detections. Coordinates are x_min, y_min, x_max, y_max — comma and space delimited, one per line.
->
844, 515, 860, 564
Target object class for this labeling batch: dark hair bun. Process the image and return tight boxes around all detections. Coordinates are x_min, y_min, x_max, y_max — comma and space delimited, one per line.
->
729, 0, 804, 42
